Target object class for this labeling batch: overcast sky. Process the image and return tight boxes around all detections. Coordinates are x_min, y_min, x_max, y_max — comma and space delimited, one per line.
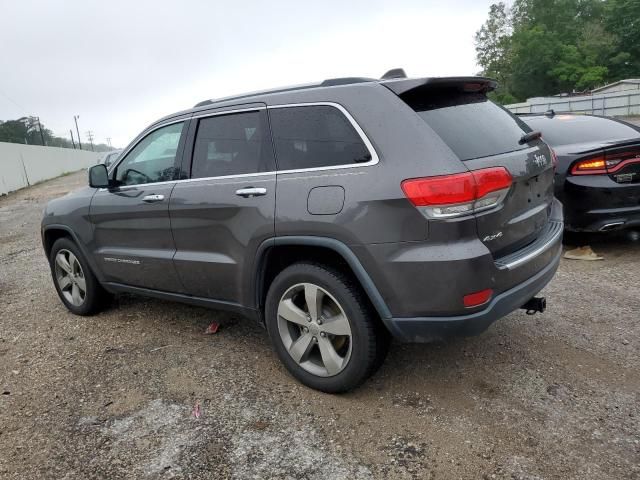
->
0, 0, 494, 148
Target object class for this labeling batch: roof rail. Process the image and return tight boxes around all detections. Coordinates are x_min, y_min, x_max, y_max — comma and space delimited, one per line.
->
320, 77, 374, 86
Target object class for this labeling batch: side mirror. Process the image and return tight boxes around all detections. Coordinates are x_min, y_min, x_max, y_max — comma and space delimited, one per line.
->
88, 164, 110, 188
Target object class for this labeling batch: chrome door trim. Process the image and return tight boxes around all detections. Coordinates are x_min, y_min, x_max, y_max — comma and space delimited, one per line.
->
192, 105, 266, 119
103, 101, 381, 192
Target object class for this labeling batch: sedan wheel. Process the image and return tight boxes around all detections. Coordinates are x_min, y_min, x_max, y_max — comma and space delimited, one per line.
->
277, 282, 352, 377
54, 249, 86, 306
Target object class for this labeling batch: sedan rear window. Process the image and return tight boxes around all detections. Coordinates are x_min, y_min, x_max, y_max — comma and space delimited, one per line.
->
522, 115, 640, 146
401, 87, 532, 161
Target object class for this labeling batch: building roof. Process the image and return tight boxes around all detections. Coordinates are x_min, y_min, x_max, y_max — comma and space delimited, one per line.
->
591, 79, 640, 93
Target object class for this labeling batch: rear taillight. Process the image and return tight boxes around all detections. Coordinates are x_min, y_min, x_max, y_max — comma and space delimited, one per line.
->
401, 167, 512, 219
571, 150, 640, 175
550, 148, 558, 171
571, 157, 607, 175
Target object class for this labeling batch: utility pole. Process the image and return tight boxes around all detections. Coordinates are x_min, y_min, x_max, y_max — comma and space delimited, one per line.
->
106, 137, 112, 148
70, 129, 76, 149
35, 116, 46, 146
86, 130, 95, 151
73, 115, 82, 150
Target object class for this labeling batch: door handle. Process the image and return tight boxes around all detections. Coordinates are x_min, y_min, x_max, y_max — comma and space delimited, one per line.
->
235, 187, 267, 198
142, 194, 165, 203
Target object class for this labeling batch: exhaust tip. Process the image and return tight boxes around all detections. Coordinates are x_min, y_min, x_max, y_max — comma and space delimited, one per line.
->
599, 222, 625, 232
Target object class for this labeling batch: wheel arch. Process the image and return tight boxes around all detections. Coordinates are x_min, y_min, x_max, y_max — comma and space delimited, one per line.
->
252, 236, 392, 323
42, 225, 78, 257
42, 224, 105, 282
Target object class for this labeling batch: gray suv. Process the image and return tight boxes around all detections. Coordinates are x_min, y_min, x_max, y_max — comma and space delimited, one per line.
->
42, 73, 563, 392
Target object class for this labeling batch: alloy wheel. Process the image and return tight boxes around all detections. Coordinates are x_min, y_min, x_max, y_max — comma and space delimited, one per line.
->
277, 283, 352, 377
54, 249, 86, 307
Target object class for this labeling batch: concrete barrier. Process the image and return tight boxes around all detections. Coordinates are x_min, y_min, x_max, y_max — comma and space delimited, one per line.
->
0, 142, 101, 196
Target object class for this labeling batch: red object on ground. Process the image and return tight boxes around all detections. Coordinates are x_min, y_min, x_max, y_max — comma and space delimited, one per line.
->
192, 402, 201, 419
204, 322, 220, 334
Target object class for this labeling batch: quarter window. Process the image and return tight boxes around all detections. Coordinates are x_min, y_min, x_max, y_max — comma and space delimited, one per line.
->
115, 122, 185, 186
269, 105, 372, 171
191, 110, 272, 179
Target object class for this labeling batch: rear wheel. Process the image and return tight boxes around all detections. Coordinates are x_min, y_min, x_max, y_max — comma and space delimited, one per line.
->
49, 237, 110, 315
265, 262, 389, 393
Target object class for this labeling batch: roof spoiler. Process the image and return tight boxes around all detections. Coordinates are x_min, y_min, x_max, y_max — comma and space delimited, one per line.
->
382, 76, 498, 96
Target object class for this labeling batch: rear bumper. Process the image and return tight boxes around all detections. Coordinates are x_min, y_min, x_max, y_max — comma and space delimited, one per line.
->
383, 246, 562, 342
561, 175, 640, 232
566, 205, 640, 232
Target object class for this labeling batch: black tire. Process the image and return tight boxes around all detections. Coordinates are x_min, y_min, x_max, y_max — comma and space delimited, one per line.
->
49, 237, 111, 315
265, 262, 389, 393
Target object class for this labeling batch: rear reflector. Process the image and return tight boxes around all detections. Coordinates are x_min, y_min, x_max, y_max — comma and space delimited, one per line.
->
463, 289, 493, 308
401, 167, 512, 218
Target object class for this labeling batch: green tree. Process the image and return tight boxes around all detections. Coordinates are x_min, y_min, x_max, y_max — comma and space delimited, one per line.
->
603, 0, 640, 78
476, 0, 636, 102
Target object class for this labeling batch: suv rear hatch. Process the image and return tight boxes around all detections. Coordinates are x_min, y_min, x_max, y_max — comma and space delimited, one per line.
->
385, 77, 555, 257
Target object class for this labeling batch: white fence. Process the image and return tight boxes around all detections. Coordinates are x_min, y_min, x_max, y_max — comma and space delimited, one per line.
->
0, 142, 101, 196
506, 90, 640, 116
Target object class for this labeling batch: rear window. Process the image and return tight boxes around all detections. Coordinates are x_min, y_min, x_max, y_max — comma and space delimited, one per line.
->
522, 115, 640, 146
269, 105, 372, 171
403, 88, 531, 161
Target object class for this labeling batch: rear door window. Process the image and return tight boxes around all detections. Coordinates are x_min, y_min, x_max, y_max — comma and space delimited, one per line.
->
404, 88, 532, 161
191, 110, 274, 178
269, 105, 372, 170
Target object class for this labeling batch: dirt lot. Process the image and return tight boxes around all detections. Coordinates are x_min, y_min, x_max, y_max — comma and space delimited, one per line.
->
1, 171, 638, 480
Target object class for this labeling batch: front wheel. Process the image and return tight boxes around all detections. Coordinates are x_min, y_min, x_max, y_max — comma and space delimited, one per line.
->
49, 237, 110, 315
265, 263, 389, 393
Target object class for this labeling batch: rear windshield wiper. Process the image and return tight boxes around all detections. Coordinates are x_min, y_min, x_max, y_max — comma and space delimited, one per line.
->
519, 130, 542, 145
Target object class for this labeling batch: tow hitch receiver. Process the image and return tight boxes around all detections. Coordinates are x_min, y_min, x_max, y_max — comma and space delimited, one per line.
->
521, 297, 546, 315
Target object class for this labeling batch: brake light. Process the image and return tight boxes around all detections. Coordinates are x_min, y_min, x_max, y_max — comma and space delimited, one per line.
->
401, 167, 512, 219
463, 289, 493, 308
571, 157, 607, 175
571, 149, 640, 175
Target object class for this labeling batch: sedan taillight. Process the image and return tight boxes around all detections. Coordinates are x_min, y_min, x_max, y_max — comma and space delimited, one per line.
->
571, 150, 640, 175
401, 167, 513, 219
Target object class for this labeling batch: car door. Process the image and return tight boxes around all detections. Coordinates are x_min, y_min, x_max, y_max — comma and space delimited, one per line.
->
169, 105, 276, 306
90, 119, 189, 292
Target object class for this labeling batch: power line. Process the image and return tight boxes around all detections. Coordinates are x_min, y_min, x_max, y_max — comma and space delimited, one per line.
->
0, 86, 27, 112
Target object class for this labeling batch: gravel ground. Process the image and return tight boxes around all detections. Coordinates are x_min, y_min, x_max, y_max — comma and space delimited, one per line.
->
1, 171, 638, 480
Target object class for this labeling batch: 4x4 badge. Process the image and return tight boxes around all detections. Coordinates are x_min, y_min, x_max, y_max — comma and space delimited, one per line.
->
483, 231, 503, 242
